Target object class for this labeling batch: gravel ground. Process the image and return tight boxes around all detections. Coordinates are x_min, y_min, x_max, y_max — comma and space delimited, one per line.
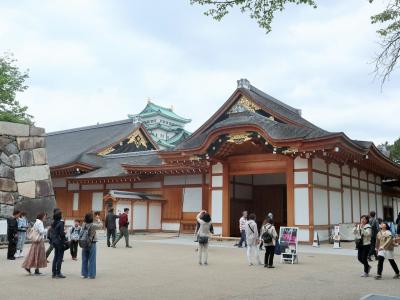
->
1, 235, 400, 300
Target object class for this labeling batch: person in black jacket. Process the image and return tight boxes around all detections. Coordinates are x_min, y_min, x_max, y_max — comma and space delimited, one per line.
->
105, 208, 119, 247
51, 209, 66, 278
7, 210, 21, 260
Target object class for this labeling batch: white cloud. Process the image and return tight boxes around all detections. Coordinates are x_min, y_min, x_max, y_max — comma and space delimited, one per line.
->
0, 0, 399, 146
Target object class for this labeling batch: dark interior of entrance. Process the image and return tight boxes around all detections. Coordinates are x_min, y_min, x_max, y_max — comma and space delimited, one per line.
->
230, 173, 287, 237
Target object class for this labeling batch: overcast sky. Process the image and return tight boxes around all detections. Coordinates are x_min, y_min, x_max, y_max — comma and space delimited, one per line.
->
1, 0, 399, 144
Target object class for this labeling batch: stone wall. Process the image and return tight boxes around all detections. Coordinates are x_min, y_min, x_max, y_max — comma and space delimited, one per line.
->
0, 121, 56, 221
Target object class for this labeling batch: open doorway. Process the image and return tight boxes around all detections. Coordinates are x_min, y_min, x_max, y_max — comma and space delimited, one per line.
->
229, 173, 287, 237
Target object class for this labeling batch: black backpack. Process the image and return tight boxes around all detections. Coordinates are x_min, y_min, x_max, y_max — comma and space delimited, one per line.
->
262, 225, 273, 244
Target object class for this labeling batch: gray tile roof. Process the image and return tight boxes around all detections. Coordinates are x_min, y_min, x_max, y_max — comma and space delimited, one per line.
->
74, 152, 162, 179
175, 111, 334, 150
46, 119, 138, 167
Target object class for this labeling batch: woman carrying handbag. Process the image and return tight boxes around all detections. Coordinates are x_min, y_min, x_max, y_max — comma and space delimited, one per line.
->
22, 213, 48, 275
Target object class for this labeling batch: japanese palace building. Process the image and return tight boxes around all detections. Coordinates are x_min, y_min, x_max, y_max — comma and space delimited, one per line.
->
46, 79, 400, 242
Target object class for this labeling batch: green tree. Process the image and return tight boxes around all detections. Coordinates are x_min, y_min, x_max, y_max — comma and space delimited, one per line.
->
0, 52, 32, 124
387, 138, 400, 163
190, 0, 400, 85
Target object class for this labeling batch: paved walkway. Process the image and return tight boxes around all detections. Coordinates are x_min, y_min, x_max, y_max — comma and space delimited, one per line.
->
1, 235, 399, 300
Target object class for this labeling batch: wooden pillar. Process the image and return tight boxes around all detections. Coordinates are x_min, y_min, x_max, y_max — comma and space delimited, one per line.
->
222, 163, 230, 237
286, 158, 295, 227
308, 159, 314, 243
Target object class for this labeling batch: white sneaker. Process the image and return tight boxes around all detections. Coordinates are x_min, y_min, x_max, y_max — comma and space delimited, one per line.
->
19, 251, 24, 258
360, 273, 369, 277
14, 251, 20, 258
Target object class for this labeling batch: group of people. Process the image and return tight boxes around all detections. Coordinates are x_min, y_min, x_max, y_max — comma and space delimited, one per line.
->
234, 211, 278, 267
354, 211, 400, 280
7, 208, 103, 279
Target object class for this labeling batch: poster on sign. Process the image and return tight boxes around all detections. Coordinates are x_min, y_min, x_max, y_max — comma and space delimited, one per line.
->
279, 227, 299, 264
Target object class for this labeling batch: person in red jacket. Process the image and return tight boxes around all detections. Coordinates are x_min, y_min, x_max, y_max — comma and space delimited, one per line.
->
111, 208, 132, 248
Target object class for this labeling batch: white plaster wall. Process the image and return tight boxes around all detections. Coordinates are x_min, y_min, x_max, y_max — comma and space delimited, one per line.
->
329, 176, 341, 189
134, 181, 162, 188
162, 222, 180, 231
312, 158, 327, 172
106, 183, 131, 190
368, 182, 375, 192
329, 191, 342, 224
148, 203, 161, 230
329, 163, 341, 176
315, 229, 330, 241
342, 175, 350, 186
351, 168, 358, 177
92, 192, 103, 211
313, 172, 327, 186
360, 171, 367, 180
213, 225, 222, 235
182, 187, 202, 212
163, 175, 202, 186
298, 229, 310, 242
67, 183, 79, 191
343, 188, 352, 223
360, 191, 369, 216
376, 185, 382, 193
352, 190, 360, 222
368, 173, 375, 182
342, 165, 350, 175
313, 188, 328, 225
369, 193, 376, 213
133, 202, 147, 230
294, 172, 308, 184
377, 194, 383, 218
376, 176, 381, 184
212, 175, 223, 188
360, 180, 368, 190
352, 178, 359, 188
82, 184, 103, 191
73, 193, 79, 211
294, 157, 308, 169
294, 188, 309, 225
212, 163, 223, 174
52, 178, 66, 188
211, 190, 223, 223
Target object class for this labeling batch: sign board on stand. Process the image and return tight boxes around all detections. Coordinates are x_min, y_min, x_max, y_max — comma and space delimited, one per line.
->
279, 227, 299, 264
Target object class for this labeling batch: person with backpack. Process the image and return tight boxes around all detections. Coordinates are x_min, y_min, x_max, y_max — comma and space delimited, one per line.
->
22, 213, 48, 275
353, 215, 372, 277
111, 208, 132, 248
80, 212, 102, 279
69, 220, 81, 261
245, 213, 261, 266
105, 208, 119, 247
368, 211, 379, 261
196, 211, 213, 265
51, 209, 66, 279
375, 222, 400, 280
260, 217, 277, 268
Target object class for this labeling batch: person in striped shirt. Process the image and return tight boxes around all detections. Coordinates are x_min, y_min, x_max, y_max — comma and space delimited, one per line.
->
234, 211, 248, 248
